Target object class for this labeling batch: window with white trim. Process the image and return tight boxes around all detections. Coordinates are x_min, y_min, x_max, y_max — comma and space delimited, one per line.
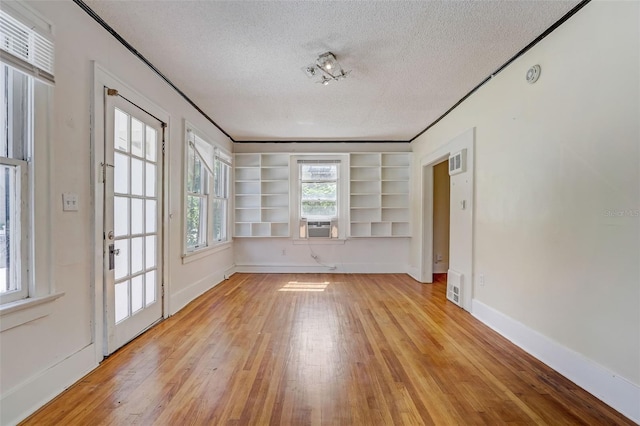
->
186, 141, 208, 250
0, 64, 30, 303
213, 150, 231, 243
292, 155, 348, 240
184, 126, 231, 253
0, 4, 54, 305
300, 162, 339, 221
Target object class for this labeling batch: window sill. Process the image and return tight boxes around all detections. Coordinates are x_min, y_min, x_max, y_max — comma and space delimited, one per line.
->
293, 239, 346, 245
182, 241, 232, 264
0, 292, 65, 332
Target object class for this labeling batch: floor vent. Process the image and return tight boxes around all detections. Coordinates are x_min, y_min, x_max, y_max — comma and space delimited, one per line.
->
447, 269, 463, 307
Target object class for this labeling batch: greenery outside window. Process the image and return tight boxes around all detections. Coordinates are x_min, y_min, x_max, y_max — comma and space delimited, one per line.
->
292, 155, 348, 241
300, 163, 338, 220
186, 143, 208, 250
184, 126, 231, 254
213, 152, 231, 242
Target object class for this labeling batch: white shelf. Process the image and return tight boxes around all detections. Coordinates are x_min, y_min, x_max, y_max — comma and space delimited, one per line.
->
351, 180, 380, 194
235, 154, 260, 167
235, 194, 260, 208
350, 153, 381, 167
349, 152, 410, 238
235, 167, 260, 181
350, 194, 380, 209
234, 153, 290, 237
382, 153, 409, 167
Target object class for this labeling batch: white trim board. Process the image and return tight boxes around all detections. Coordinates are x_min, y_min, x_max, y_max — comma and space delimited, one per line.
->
417, 128, 474, 311
472, 299, 640, 423
91, 62, 172, 361
0, 344, 97, 426
235, 263, 409, 274
169, 267, 233, 316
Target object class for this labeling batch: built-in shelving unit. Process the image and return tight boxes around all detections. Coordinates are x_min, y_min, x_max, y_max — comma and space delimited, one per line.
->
349, 153, 410, 237
234, 153, 290, 237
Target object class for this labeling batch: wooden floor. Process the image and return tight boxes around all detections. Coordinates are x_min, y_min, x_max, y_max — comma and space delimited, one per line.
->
23, 273, 632, 425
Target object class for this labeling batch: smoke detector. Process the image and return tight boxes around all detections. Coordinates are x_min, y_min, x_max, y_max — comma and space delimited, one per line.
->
526, 64, 541, 84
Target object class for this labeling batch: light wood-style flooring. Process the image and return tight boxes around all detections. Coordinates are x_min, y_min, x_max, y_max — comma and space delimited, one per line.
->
23, 273, 633, 425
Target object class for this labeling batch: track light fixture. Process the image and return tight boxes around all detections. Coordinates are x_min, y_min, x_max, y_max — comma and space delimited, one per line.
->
303, 52, 350, 85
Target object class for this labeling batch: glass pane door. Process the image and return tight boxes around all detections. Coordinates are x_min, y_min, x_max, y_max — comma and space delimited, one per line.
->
105, 93, 162, 354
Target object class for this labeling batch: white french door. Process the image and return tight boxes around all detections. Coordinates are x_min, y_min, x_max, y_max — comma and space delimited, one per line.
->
104, 91, 163, 354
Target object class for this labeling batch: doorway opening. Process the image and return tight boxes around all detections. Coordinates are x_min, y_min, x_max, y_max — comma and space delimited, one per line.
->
418, 128, 474, 312
432, 160, 450, 275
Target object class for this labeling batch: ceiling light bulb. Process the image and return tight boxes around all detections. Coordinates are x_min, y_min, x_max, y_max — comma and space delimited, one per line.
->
325, 62, 332, 70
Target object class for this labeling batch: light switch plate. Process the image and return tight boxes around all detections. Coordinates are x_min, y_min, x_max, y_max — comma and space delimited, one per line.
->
62, 192, 79, 211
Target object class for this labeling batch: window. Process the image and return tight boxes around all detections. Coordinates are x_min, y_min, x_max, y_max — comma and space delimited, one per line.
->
213, 152, 231, 242
186, 143, 208, 250
300, 163, 338, 220
0, 4, 54, 305
0, 65, 30, 303
293, 156, 348, 240
184, 126, 231, 254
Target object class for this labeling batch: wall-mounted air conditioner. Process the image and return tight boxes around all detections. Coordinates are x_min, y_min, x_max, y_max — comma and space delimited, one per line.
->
299, 218, 338, 238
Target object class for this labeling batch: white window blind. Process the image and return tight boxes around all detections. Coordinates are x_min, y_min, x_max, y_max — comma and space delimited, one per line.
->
297, 159, 341, 164
0, 8, 54, 84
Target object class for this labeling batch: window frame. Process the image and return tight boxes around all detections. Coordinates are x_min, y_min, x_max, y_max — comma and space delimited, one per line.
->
212, 153, 231, 243
0, 64, 32, 304
291, 154, 349, 241
185, 142, 209, 251
183, 123, 232, 258
0, 1, 56, 311
299, 163, 339, 221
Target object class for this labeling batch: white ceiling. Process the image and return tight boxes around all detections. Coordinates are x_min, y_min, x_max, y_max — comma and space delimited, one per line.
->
83, 0, 581, 142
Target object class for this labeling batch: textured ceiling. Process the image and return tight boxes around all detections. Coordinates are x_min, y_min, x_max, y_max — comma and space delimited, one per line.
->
82, 0, 581, 142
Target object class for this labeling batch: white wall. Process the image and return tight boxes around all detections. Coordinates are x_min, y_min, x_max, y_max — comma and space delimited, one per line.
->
0, 1, 234, 424
234, 142, 411, 274
235, 238, 410, 274
411, 1, 639, 420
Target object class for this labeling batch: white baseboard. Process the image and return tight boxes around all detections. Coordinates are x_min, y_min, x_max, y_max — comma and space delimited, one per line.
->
235, 262, 408, 274
0, 344, 97, 426
406, 267, 422, 282
223, 265, 236, 280
472, 299, 640, 423
169, 266, 231, 315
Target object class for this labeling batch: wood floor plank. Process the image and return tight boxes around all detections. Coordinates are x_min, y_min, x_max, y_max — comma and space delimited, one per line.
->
21, 273, 634, 426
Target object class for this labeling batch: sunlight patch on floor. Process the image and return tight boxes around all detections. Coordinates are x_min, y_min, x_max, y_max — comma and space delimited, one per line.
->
278, 281, 329, 292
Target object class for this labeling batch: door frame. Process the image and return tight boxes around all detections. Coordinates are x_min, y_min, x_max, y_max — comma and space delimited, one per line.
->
91, 62, 171, 361
418, 128, 475, 312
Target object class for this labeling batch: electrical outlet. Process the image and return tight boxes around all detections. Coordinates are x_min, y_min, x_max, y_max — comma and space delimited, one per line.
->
436, 254, 443, 262
479, 274, 485, 287
281, 249, 286, 256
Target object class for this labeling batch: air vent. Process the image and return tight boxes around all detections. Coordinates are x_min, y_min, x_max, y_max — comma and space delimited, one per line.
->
447, 269, 463, 307
448, 149, 467, 176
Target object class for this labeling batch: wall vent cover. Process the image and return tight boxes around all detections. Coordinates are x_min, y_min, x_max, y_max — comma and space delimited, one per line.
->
447, 269, 463, 307
448, 149, 467, 176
